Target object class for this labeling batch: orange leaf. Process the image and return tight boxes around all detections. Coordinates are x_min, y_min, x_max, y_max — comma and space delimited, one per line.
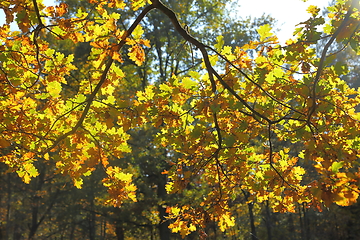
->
128, 45, 145, 66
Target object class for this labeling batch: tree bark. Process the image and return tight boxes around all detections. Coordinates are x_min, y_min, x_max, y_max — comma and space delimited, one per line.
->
265, 200, 272, 240
248, 202, 257, 240
115, 221, 125, 240
243, 190, 257, 240
157, 170, 171, 240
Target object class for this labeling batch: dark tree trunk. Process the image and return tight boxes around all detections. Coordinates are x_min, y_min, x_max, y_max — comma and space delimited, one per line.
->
158, 205, 171, 240
265, 200, 272, 240
299, 203, 310, 240
157, 173, 170, 240
28, 202, 39, 240
243, 190, 257, 240
248, 202, 257, 240
303, 204, 310, 240
115, 221, 125, 240
299, 204, 304, 240
6, 174, 11, 240
288, 213, 295, 240
88, 200, 96, 240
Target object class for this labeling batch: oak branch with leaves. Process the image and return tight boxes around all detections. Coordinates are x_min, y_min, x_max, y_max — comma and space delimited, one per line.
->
0, 0, 360, 237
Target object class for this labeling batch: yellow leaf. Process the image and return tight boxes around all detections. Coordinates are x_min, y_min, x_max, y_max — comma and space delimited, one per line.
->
114, 172, 132, 182
159, 83, 172, 93
188, 223, 196, 232
74, 178, 83, 189
181, 77, 197, 90
131, 0, 150, 10
218, 212, 235, 232
171, 207, 181, 216
165, 182, 174, 193
307, 5, 320, 16
293, 166, 305, 180
46, 81, 62, 97
257, 24, 273, 42
334, 189, 359, 206
132, 25, 144, 39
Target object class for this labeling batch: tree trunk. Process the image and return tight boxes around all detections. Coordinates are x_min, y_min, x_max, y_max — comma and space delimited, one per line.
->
265, 200, 272, 240
287, 213, 295, 240
248, 202, 257, 240
5, 174, 11, 240
157, 173, 171, 240
115, 221, 125, 240
28, 202, 39, 240
88, 201, 96, 240
299, 204, 304, 240
303, 203, 310, 240
158, 205, 171, 240
243, 190, 257, 240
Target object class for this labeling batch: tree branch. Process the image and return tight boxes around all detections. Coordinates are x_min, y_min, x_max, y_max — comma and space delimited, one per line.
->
44, 4, 155, 153
308, 0, 356, 119
152, 0, 272, 124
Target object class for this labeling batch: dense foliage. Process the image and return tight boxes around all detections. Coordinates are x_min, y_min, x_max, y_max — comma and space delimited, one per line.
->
0, 0, 360, 239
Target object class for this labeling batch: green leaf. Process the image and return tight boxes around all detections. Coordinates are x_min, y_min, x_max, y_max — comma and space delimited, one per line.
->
293, 27, 304, 36
133, 25, 144, 39
349, 39, 359, 54
45, 48, 55, 57
76, 8, 88, 18
159, 83, 172, 93
110, 12, 121, 20
224, 135, 236, 147
333, 62, 348, 75
190, 125, 204, 139
75, 94, 87, 103
52, 26, 67, 37
331, 161, 344, 173
46, 81, 62, 97
111, 65, 125, 78
210, 103, 220, 112
189, 71, 200, 80
181, 77, 197, 90
214, 35, 224, 52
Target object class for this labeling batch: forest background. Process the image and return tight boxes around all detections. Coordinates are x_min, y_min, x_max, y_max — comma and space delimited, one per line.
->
0, 0, 360, 239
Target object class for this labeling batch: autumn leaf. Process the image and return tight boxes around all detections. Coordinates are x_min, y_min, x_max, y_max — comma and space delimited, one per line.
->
74, 178, 84, 189
128, 45, 145, 66
218, 212, 235, 232
307, 5, 320, 17
131, 0, 151, 10
181, 77, 198, 90
331, 161, 344, 173
257, 24, 273, 42
0, 138, 11, 148
1, 0, 360, 237
132, 25, 144, 39
214, 35, 224, 51
55, 3, 68, 17
46, 81, 62, 97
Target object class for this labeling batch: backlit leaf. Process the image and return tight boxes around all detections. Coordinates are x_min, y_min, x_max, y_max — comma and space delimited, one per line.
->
257, 24, 273, 41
